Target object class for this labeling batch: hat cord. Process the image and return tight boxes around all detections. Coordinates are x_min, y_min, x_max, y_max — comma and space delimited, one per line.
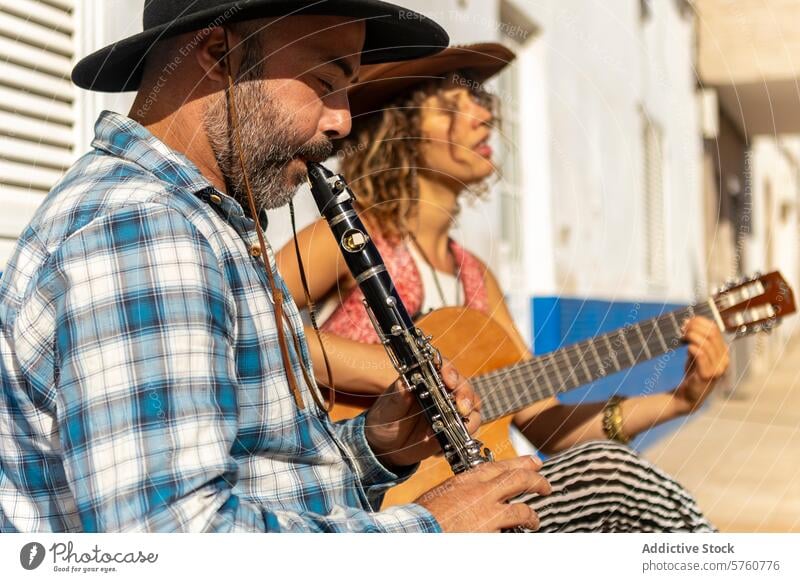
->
222, 30, 333, 413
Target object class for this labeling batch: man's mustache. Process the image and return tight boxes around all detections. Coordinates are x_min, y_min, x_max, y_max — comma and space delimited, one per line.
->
293, 137, 333, 164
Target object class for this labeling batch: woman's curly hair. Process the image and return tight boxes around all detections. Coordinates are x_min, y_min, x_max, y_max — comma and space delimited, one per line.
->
338, 74, 496, 240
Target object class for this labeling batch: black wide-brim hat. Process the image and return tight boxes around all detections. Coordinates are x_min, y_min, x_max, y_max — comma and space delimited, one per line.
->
72, 0, 450, 93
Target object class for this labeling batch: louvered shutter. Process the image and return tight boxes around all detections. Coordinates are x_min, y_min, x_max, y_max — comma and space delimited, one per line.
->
0, 0, 75, 269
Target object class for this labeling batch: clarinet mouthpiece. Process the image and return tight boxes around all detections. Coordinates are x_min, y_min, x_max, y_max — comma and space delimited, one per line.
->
306, 160, 333, 179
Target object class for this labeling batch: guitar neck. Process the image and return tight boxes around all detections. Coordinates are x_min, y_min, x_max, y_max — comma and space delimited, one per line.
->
474, 301, 718, 423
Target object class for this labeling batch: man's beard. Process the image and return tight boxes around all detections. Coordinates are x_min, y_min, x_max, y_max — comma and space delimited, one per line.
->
203, 77, 333, 215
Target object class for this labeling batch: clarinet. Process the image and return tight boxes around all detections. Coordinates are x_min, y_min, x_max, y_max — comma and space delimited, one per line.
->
306, 161, 493, 474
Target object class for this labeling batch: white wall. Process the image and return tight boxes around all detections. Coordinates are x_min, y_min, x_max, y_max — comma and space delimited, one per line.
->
747, 137, 800, 347
644, 0, 706, 301
524, 0, 704, 303
74, 0, 143, 153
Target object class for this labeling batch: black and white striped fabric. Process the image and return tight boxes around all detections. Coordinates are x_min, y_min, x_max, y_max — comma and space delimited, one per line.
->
521, 440, 715, 533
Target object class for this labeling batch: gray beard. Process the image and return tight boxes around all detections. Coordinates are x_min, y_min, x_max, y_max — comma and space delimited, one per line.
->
203, 79, 332, 215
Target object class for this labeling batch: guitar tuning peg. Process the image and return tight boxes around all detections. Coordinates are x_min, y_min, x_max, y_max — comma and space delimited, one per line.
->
763, 317, 782, 333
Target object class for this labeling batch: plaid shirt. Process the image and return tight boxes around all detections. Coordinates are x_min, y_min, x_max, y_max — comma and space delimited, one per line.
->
0, 111, 440, 533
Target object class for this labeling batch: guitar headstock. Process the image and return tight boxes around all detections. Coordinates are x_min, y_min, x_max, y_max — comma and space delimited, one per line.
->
713, 271, 796, 337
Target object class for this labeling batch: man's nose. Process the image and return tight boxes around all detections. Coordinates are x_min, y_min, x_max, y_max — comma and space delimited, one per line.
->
319, 95, 352, 140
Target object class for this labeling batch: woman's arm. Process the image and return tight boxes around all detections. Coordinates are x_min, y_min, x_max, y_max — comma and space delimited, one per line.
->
305, 330, 397, 395
482, 265, 727, 454
513, 393, 686, 455
276, 218, 349, 310
276, 219, 396, 395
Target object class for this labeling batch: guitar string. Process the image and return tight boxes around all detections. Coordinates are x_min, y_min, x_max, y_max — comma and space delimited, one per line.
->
478, 308, 696, 420
478, 303, 706, 390
475, 303, 714, 421
479, 312, 696, 421
499, 303, 707, 383
476, 308, 705, 388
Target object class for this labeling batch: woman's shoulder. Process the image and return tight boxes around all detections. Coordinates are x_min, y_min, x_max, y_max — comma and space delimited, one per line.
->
449, 238, 490, 273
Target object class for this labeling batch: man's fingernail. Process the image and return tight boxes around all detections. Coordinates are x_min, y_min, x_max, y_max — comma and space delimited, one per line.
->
458, 399, 472, 414
530, 455, 543, 468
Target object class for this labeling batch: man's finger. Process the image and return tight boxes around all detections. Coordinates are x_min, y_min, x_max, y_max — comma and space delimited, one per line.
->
441, 362, 467, 392
456, 396, 473, 417
467, 456, 543, 483
495, 502, 540, 532
489, 468, 552, 501
375, 379, 415, 415
463, 409, 482, 435
439, 361, 481, 416
456, 390, 481, 417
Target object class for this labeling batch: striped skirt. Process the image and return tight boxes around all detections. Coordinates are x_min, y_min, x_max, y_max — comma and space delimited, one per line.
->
521, 440, 715, 532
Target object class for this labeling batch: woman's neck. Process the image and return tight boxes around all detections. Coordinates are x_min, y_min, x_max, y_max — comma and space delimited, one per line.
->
410, 174, 460, 273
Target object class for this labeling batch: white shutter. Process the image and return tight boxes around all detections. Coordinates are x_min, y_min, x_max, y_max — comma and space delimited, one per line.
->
0, 0, 75, 269
643, 112, 667, 288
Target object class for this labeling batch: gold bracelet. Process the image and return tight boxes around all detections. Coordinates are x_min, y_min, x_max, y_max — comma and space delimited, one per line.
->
602, 396, 631, 444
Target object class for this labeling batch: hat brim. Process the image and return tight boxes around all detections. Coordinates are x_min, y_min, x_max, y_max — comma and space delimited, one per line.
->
346, 43, 516, 119
72, 0, 449, 92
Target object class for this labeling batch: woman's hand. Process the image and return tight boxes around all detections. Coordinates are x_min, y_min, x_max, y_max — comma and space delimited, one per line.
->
671, 316, 730, 415
365, 361, 481, 470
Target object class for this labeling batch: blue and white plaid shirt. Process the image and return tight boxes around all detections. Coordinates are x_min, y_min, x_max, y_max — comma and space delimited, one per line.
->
0, 111, 440, 533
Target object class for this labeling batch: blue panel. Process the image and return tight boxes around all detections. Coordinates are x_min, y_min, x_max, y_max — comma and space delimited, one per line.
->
531, 296, 562, 355
531, 296, 690, 451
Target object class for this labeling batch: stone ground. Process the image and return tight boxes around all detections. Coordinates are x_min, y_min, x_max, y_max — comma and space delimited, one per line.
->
644, 336, 800, 532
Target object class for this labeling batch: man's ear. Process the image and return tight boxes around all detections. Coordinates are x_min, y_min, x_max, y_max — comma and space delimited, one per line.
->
195, 26, 242, 84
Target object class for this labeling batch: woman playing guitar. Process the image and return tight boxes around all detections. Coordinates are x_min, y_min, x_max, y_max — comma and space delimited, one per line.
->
277, 43, 730, 532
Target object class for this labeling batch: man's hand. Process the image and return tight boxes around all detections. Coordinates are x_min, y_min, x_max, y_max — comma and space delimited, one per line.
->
365, 361, 480, 470
672, 316, 730, 415
415, 456, 552, 532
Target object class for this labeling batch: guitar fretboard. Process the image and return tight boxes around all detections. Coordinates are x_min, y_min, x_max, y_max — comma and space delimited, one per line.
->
473, 301, 716, 422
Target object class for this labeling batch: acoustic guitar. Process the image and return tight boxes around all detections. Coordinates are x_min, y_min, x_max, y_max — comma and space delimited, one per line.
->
328, 271, 796, 507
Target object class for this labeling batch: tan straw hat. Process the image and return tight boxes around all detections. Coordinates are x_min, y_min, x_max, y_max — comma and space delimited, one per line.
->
347, 42, 516, 119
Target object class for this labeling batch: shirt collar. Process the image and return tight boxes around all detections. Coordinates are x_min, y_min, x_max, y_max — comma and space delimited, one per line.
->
90, 110, 243, 214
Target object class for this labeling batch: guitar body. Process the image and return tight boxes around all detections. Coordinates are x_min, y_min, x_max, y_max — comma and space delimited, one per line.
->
327, 272, 798, 507
328, 307, 525, 507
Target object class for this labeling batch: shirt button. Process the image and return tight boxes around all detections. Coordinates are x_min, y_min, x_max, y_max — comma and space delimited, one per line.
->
249, 244, 262, 258
209, 193, 222, 205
